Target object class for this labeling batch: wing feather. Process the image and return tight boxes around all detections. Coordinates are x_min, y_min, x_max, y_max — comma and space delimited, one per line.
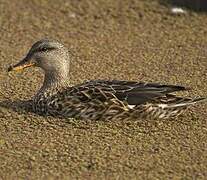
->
71, 80, 188, 105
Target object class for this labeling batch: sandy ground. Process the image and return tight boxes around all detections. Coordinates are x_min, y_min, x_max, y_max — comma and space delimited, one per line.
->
0, 0, 207, 179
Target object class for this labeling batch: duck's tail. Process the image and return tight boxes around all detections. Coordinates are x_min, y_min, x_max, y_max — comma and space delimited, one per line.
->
160, 97, 207, 109
131, 96, 206, 119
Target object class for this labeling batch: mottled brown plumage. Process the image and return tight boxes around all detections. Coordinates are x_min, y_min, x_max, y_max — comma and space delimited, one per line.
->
8, 39, 207, 120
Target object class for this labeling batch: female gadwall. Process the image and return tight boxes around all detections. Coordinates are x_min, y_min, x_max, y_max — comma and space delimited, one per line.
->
8, 39, 206, 120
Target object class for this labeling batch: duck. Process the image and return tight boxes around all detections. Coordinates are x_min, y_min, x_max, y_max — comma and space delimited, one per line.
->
8, 39, 207, 120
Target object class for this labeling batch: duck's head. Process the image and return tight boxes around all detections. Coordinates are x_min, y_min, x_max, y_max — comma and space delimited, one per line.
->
8, 39, 71, 79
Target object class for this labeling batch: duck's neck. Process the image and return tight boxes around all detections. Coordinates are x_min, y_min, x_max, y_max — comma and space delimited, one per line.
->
38, 70, 70, 96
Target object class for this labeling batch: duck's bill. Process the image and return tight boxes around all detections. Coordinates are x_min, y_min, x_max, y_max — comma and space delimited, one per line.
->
8, 58, 35, 72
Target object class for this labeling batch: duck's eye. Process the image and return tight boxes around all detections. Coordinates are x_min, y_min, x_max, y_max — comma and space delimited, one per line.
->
40, 47, 48, 52
38, 46, 56, 53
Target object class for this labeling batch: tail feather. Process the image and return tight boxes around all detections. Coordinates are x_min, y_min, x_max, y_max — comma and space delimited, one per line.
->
132, 97, 206, 119
160, 97, 207, 108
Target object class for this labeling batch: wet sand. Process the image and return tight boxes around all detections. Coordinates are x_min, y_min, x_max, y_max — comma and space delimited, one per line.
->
0, 0, 207, 179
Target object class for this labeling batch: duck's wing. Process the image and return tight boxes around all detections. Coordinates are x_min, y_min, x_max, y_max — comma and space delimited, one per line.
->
70, 80, 188, 105
51, 80, 205, 120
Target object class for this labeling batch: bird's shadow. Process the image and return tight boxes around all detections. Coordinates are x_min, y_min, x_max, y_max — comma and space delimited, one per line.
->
0, 99, 35, 115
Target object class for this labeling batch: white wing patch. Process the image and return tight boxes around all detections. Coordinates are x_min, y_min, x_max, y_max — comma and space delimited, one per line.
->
158, 104, 168, 108
128, 105, 136, 109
